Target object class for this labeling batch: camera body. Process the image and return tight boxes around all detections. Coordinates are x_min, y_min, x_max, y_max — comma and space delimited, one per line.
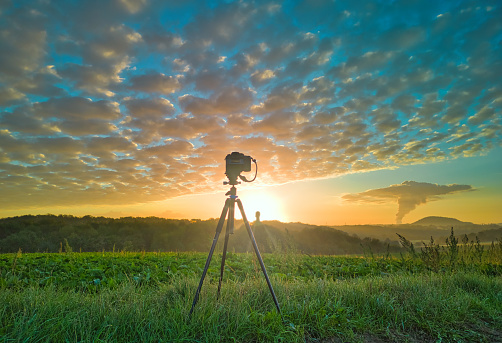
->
225, 152, 252, 184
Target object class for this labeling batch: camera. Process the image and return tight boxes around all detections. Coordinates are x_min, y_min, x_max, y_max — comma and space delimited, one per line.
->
225, 152, 256, 185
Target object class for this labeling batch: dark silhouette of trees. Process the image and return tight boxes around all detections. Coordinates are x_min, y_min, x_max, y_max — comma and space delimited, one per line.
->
0, 214, 401, 254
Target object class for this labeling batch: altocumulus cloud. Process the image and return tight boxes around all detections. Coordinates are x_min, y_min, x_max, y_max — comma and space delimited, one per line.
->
342, 181, 474, 224
0, 0, 500, 210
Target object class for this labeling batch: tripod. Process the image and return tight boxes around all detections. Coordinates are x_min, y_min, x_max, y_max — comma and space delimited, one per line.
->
188, 185, 282, 319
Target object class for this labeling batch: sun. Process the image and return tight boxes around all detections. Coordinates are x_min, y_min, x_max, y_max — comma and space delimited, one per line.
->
235, 190, 287, 222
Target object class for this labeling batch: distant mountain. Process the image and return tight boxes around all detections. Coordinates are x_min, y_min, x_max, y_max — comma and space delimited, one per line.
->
412, 216, 472, 226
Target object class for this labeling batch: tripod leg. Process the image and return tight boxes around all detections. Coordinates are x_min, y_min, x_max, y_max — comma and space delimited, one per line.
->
217, 198, 234, 299
236, 198, 283, 320
189, 198, 230, 318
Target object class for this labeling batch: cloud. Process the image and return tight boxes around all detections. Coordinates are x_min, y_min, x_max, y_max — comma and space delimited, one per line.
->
0, 87, 26, 106
118, 0, 148, 14
129, 73, 182, 95
378, 25, 426, 50
369, 107, 401, 134
34, 97, 121, 120
192, 69, 227, 92
12, 68, 65, 98
250, 69, 276, 86
183, 1, 258, 48
125, 115, 224, 144
30, 97, 122, 135
252, 111, 304, 137
0, 108, 56, 134
124, 97, 175, 118
0, 7, 47, 78
59, 62, 128, 96
342, 181, 474, 224
331, 51, 395, 79
179, 86, 253, 115
0, 0, 500, 212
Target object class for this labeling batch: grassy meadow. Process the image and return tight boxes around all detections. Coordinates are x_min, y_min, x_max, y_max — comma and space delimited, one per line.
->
1, 233, 502, 342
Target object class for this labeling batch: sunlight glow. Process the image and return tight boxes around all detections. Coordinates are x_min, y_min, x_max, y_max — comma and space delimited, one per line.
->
236, 190, 287, 223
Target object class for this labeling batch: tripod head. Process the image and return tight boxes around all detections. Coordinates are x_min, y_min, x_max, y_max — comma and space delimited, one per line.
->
225, 185, 237, 197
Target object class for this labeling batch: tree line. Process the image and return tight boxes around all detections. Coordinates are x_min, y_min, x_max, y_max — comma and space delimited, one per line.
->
0, 214, 401, 255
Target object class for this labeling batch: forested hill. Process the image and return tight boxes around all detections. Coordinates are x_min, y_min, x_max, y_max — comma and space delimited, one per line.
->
412, 216, 472, 226
0, 215, 400, 255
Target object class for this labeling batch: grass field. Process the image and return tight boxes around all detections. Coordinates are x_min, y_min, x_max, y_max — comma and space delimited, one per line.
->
1, 237, 501, 342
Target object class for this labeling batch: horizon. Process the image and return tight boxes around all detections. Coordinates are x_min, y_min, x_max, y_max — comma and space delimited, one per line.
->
1, 1, 501, 225
2, 212, 501, 227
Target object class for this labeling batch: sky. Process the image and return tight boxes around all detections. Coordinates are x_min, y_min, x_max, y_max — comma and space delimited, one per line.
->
0, 0, 501, 225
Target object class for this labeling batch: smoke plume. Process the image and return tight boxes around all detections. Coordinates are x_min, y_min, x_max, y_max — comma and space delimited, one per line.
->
342, 181, 474, 224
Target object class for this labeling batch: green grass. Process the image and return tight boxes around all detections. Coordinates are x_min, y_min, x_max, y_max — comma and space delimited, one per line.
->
1, 249, 501, 342
0, 251, 419, 291
0, 272, 501, 342
1, 232, 502, 342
